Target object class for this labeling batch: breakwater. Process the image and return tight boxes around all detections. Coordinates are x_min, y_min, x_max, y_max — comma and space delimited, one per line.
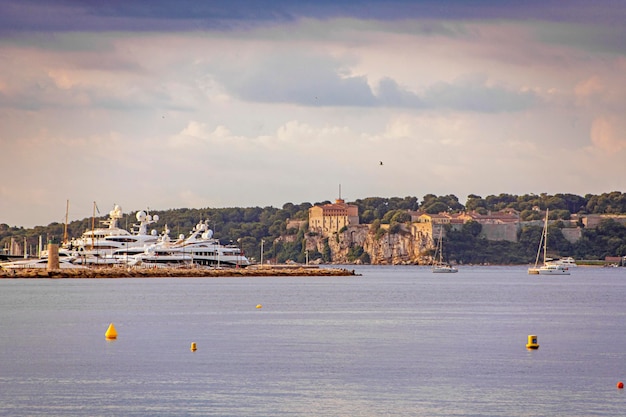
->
0, 265, 358, 279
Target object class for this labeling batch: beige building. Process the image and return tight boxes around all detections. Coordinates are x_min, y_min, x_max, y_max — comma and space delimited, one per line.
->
409, 210, 520, 242
458, 210, 520, 242
410, 212, 464, 245
309, 199, 359, 236
581, 214, 626, 229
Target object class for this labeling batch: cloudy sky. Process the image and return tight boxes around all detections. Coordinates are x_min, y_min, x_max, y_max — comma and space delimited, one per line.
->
1, 1, 625, 227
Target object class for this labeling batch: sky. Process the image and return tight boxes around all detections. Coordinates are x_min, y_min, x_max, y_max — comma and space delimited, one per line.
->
1, 0, 625, 227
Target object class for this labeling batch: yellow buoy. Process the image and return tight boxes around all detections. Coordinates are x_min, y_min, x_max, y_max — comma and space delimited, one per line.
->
105, 323, 117, 340
256, 304, 262, 309
190, 342, 197, 352
526, 334, 539, 349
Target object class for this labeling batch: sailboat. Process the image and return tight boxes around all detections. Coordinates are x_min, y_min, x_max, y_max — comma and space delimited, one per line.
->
432, 226, 458, 273
528, 208, 570, 275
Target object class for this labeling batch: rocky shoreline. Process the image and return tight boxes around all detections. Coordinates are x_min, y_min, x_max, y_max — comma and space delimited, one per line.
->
0, 265, 358, 279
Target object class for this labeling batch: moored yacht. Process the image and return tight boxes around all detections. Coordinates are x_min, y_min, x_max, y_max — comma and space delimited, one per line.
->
550, 257, 577, 267
528, 209, 570, 276
535, 263, 570, 275
66, 205, 160, 264
131, 220, 249, 268
0, 255, 86, 270
431, 227, 458, 273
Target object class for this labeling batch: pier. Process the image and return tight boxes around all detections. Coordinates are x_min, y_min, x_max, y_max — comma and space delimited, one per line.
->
0, 265, 358, 279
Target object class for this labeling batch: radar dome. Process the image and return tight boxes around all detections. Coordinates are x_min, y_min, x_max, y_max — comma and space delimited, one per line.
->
153, 215, 159, 222
151, 230, 157, 236
110, 205, 123, 218
136, 211, 147, 221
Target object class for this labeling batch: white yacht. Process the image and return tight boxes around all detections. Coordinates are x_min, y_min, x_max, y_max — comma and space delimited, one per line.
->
66, 205, 160, 264
535, 263, 570, 275
130, 220, 250, 268
551, 257, 577, 268
0, 256, 86, 270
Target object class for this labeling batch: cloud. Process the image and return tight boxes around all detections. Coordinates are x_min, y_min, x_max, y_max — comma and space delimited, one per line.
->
1, 3, 626, 227
209, 50, 537, 111
575, 75, 604, 100
376, 75, 537, 112
590, 116, 626, 152
421, 74, 538, 112
212, 51, 377, 106
3, 1, 625, 34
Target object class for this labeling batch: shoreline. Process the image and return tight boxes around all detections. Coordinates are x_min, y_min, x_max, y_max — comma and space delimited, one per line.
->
0, 265, 359, 279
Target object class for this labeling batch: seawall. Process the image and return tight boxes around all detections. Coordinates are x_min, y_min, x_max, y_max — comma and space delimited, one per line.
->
0, 265, 358, 279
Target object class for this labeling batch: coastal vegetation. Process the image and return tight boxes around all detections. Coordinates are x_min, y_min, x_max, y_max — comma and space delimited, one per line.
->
2, 192, 626, 265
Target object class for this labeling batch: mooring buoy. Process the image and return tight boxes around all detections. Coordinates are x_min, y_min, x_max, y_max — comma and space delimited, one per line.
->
526, 334, 539, 349
256, 304, 262, 309
190, 342, 197, 352
618, 381, 624, 389
105, 323, 117, 340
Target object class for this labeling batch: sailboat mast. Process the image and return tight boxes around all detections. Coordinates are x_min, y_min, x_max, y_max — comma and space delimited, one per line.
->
543, 208, 549, 265
63, 199, 69, 245
91, 201, 96, 250
439, 227, 444, 264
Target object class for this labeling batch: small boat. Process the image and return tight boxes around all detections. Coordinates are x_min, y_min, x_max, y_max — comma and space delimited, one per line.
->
528, 209, 570, 275
432, 226, 458, 273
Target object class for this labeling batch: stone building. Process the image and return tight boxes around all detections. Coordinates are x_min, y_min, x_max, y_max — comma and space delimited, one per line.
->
409, 210, 520, 243
457, 210, 520, 242
308, 198, 359, 237
409, 212, 464, 247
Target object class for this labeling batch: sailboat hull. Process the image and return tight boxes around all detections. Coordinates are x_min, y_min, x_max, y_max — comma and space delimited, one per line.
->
537, 264, 570, 275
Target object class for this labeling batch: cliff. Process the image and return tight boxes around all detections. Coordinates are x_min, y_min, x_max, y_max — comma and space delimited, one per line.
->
306, 224, 434, 265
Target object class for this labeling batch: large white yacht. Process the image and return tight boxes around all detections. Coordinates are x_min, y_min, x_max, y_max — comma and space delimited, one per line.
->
65, 205, 160, 264
130, 220, 250, 268
0, 252, 85, 270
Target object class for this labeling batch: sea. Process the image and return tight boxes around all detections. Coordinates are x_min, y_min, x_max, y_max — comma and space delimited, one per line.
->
1, 265, 625, 417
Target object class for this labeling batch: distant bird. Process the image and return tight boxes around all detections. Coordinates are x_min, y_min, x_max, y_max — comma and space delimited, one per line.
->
379, 161, 383, 166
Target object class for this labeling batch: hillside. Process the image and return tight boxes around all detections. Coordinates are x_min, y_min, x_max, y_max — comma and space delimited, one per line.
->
2, 192, 626, 265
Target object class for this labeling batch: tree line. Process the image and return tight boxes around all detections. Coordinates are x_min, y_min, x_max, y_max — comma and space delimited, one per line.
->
2, 191, 626, 264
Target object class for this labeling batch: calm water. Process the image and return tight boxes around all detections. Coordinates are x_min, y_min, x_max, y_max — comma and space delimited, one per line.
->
1, 266, 626, 416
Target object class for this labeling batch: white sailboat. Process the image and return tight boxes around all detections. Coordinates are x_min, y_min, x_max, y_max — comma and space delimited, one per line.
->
432, 226, 458, 273
528, 208, 570, 275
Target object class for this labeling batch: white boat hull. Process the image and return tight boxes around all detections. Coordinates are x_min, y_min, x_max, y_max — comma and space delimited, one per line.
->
0, 259, 86, 270
529, 264, 570, 275
538, 264, 570, 275
432, 266, 458, 273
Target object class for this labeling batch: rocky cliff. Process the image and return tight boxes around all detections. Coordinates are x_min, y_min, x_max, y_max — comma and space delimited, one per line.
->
305, 225, 434, 265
